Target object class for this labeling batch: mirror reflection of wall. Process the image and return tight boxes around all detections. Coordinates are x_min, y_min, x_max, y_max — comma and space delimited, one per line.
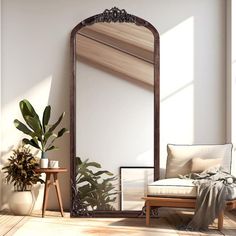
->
74, 20, 156, 212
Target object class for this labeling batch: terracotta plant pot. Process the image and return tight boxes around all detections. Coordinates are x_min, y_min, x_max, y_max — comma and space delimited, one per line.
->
9, 191, 34, 215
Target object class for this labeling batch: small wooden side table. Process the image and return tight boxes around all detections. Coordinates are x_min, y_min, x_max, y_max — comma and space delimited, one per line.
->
35, 168, 67, 217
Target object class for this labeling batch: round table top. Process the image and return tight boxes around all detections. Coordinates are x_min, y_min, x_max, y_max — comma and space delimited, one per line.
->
35, 168, 67, 173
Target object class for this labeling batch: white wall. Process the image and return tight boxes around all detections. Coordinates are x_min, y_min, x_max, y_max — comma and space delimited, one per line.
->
227, 0, 236, 176
0, 0, 2, 209
1, 0, 226, 210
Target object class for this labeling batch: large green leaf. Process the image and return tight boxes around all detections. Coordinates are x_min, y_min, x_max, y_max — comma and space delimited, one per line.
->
32, 137, 41, 149
77, 176, 97, 185
57, 128, 69, 138
45, 128, 68, 148
94, 170, 113, 176
84, 161, 101, 169
19, 100, 42, 129
24, 116, 42, 137
20, 100, 38, 118
43, 131, 54, 145
22, 138, 40, 149
42, 105, 51, 132
14, 119, 34, 137
48, 112, 65, 133
76, 157, 82, 165
102, 177, 117, 183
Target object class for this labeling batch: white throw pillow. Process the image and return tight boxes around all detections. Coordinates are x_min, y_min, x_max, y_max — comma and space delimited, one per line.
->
165, 144, 232, 178
190, 157, 222, 173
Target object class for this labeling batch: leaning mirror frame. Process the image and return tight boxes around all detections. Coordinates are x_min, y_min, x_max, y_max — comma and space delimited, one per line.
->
70, 7, 160, 217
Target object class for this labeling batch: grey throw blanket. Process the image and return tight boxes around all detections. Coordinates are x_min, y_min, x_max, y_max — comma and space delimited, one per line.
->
179, 166, 236, 230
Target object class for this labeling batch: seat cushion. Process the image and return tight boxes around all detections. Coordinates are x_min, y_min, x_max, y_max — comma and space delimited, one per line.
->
165, 144, 233, 178
147, 178, 197, 198
147, 178, 236, 200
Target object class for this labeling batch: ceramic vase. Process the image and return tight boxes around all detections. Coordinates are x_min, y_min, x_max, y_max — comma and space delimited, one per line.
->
40, 158, 48, 168
40, 152, 48, 168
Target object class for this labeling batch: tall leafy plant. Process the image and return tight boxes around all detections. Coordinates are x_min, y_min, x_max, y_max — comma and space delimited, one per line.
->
76, 157, 118, 211
14, 99, 68, 158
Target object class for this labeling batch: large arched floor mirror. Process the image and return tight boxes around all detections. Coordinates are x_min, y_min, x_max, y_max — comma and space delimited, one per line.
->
70, 7, 160, 217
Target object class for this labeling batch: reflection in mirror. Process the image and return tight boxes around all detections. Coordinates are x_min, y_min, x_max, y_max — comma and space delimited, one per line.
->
71, 8, 159, 217
76, 23, 154, 85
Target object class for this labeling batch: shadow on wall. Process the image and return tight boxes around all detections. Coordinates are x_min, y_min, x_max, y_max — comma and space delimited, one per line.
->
1, 0, 226, 211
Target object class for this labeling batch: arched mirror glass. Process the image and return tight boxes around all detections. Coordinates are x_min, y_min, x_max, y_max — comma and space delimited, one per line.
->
70, 7, 160, 217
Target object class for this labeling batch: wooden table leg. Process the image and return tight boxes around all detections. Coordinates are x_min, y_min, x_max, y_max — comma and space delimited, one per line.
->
42, 173, 51, 217
53, 173, 64, 217
218, 210, 224, 231
146, 201, 150, 226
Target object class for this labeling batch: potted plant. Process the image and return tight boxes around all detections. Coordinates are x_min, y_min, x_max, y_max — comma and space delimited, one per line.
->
14, 99, 69, 168
2, 145, 44, 215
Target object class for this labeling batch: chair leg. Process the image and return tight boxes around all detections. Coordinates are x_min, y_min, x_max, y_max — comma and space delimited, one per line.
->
146, 202, 150, 226
218, 210, 224, 231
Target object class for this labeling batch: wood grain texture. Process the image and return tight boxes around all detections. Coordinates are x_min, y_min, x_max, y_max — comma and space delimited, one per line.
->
143, 196, 236, 231
40, 169, 67, 218
76, 34, 154, 85
0, 210, 236, 235
78, 22, 154, 63
42, 173, 50, 217
35, 168, 67, 173
0, 212, 25, 236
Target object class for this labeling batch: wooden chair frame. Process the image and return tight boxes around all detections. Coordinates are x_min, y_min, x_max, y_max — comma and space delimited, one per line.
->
143, 196, 236, 230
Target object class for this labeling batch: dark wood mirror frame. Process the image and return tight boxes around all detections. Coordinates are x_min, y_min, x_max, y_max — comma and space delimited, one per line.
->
70, 7, 160, 217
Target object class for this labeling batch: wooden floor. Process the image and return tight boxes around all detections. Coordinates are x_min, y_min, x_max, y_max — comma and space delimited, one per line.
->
0, 209, 236, 236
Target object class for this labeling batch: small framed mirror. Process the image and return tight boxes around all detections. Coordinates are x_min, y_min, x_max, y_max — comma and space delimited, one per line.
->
70, 7, 160, 217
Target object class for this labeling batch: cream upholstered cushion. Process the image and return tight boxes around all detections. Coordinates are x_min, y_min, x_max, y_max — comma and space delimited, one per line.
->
148, 178, 196, 198
191, 157, 222, 173
165, 144, 232, 178
147, 178, 236, 200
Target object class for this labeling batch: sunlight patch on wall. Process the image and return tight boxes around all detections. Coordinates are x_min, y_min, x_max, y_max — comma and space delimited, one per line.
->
1, 76, 52, 162
160, 17, 194, 177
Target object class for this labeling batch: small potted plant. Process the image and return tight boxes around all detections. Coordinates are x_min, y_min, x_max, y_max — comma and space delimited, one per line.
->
2, 145, 44, 215
14, 99, 69, 168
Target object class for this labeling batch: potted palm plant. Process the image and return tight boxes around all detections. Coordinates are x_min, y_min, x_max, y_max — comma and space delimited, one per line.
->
14, 99, 69, 168
2, 145, 44, 215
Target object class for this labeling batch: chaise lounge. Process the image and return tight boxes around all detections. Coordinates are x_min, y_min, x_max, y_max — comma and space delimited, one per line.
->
143, 144, 236, 230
